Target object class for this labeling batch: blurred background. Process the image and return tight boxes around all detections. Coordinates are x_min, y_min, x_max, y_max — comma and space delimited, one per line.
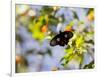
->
15, 4, 94, 73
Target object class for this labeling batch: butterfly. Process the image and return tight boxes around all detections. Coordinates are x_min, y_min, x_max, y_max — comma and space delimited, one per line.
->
50, 31, 73, 46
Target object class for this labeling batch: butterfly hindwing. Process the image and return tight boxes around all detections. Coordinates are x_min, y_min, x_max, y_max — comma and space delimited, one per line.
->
50, 34, 60, 46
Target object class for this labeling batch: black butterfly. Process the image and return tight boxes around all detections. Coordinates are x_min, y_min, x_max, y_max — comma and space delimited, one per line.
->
50, 31, 73, 46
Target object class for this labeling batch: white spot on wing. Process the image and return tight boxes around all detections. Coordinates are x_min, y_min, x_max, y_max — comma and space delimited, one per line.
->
57, 38, 60, 42
64, 34, 67, 38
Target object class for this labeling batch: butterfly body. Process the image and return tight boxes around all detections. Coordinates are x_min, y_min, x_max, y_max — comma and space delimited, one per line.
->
50, 31, 73, 46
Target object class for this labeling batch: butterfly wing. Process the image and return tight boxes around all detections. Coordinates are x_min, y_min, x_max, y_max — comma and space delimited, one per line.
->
50, 36, 58, 46
62, 31, 73, 39
50, 38, 57, 46
62, 31, 73, 45
50, 34, 62, 46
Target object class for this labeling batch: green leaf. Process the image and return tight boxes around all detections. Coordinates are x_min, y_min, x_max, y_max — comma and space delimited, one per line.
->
76, 35, 84, 48
83, 60, 94, 69
48, 15, 59, 25
40, 6, 53, 15
46, 49, 52, 56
